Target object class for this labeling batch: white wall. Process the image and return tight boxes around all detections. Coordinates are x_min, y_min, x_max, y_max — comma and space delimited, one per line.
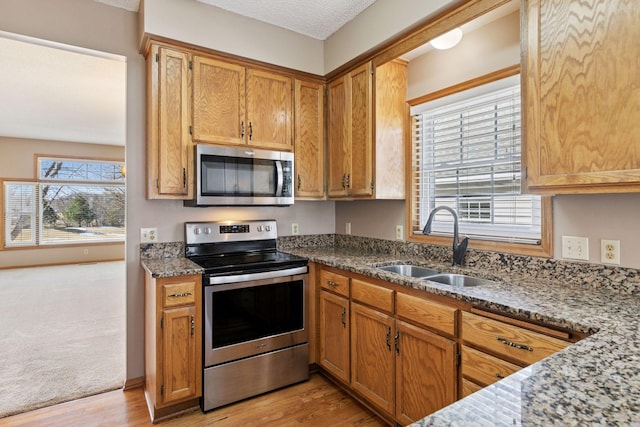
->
324, 0, 460, 73
142, 0, 324, 75
406, 10, 520, 100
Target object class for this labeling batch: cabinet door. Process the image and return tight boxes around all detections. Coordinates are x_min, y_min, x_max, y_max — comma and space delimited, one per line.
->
318, 290, 350, 383
351, 303, 394, 417
523, 0, 640, 193
247, 69, 293, 150
347, 62, 373, 197
192, 56, 246, 146
327, 76, 349, 197
294, 79, 325, 199
162, 305, 198, 404
395, 320, 457, 425
148, 45, 192, 199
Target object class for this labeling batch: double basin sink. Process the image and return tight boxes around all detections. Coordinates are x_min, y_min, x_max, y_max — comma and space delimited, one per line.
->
377, 264, 493, 287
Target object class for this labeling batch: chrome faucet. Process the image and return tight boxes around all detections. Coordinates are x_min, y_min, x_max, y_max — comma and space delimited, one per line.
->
422, 206, 469, 266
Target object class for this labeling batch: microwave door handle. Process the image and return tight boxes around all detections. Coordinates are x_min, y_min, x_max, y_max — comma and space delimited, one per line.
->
275, 160, 284, 196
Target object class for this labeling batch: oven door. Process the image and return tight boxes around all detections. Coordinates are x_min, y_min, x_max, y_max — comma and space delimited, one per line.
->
203, 267, 308, 368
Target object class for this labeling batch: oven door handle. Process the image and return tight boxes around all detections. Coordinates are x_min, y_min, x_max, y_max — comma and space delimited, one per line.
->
207, 266, 308, 287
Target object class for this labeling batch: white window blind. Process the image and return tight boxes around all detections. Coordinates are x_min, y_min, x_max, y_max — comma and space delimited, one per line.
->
411, 79, 542, 244
4, 182, 37, 247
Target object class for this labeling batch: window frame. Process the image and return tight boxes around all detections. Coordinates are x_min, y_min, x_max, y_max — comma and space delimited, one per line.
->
406, 65, 553, 258
1, 154, 125, 250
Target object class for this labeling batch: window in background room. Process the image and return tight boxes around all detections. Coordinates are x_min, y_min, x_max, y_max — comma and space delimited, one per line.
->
411, 73, 542, 246
3, 157, 125, 247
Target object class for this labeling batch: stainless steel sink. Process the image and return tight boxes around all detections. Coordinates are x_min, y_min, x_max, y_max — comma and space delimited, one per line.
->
424, 273, 493, 287
377, 264, 440, 278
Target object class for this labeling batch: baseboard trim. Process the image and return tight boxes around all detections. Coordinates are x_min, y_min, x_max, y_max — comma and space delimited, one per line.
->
123, 377, 144, 390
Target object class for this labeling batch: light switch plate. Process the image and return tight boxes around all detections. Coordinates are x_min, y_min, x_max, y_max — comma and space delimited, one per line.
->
561, 236, 589, 261
141, 227, 157, 243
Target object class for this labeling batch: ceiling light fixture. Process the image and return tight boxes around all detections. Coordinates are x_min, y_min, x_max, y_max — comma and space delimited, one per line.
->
430, 28, 463, 50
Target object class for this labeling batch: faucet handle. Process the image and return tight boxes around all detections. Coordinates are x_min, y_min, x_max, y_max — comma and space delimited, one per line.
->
453, 236, 469, 266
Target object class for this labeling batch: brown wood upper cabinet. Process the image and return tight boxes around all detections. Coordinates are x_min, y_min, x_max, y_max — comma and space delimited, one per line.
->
146, 44, 193, 200
192, 55, 294, 151
294, 79, 325, 199
522, 0, 640, 193
327, 60, 407, 199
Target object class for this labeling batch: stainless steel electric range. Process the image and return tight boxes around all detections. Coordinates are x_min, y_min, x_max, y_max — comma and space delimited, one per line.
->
185, 219, 309, 411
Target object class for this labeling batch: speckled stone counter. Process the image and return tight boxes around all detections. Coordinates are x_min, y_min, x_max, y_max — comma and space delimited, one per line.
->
141, 235, 640, 425
277, 237, 640, 426
140, 242, 203, 278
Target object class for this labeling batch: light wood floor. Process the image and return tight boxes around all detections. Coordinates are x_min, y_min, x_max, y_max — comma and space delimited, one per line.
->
0, 374, 386, 427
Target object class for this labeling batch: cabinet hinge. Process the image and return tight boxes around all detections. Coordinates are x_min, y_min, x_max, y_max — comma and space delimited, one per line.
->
155, 179, 159, 189
456, 352, 461, 366
160, 317, 163, 329
370, 63, 374, 75
160, 385, 164, 396
523, 166, 528, 179
189, 125, 193, 135
189, 60, 193, 70
155, 53, 159, 63
370, 180, 375, 191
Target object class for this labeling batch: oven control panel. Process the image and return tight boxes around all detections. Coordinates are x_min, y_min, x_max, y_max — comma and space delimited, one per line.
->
220, 224, 250, 234
185, 220, 278, 244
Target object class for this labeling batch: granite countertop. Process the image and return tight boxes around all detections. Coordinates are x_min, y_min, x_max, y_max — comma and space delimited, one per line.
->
281, 246, 640, 426
141, 243, 640, 425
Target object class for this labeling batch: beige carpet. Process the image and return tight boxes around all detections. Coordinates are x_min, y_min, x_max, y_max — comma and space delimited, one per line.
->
0, 261, 126, 418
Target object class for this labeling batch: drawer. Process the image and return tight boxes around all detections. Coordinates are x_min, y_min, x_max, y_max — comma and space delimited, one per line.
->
162, 281, 196, 307
461, 311, 570, 366
320, 270, 350, 297
351, 279, 394, 313
396, 292, 457, 336
461, 345, 521, 387
461, 378, 483, 398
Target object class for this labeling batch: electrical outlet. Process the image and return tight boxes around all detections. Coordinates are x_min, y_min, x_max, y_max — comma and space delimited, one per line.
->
396, 225, 404, 240
292, 223, 299, 235
140, 227, 158, 243
345, 222, 352, 235
601, 239, 620, 265
561, 236, 589, 261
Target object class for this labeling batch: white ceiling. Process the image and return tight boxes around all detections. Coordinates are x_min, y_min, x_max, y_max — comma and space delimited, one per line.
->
93, 0, 377, 40
0, 32, 127, 146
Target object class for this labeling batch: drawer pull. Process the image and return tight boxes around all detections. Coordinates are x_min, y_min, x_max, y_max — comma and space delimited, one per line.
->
168, 292, 192, 298
496, 373, 505, 380
341, 307, 346, 327
327, 280, 339, 287
496, 336, 533, 352
394, 331, 400, 355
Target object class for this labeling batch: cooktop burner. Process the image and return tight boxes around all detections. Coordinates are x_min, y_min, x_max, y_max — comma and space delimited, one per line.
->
185, 219, 308, 277
190, 250, 308, 275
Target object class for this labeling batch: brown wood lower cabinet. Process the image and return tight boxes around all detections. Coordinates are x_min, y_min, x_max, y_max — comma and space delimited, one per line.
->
351, 302, 395, 416
316, 266, 579, 425
144, 272, 202, 422
395, 320, 457, 425
317, 266, 459, 425
460, 311, 573, 398
319, 289, 350, 383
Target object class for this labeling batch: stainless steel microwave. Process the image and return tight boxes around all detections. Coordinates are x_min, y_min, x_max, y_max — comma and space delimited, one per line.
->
184, 144, 294, 207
